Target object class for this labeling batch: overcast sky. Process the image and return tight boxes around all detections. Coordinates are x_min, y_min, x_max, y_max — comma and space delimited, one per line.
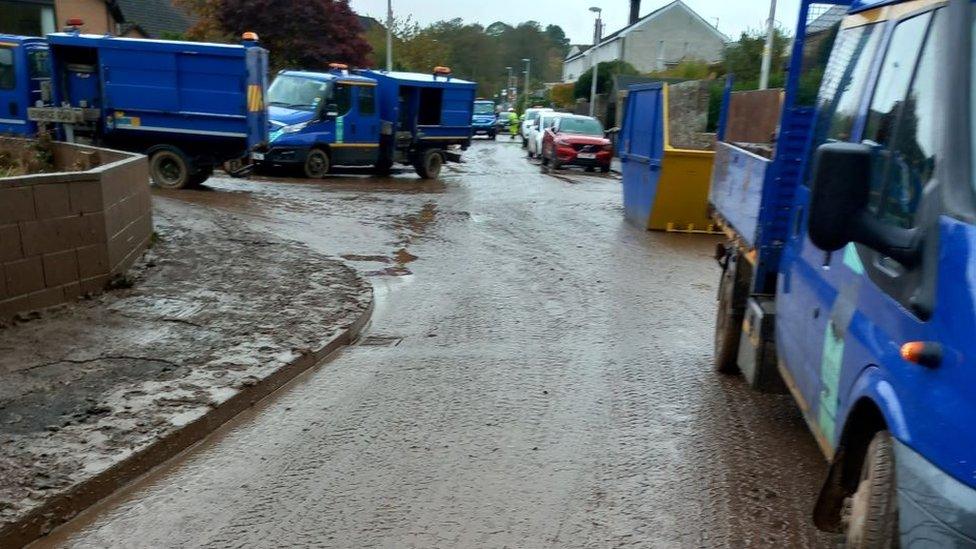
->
348, 0, 799, 45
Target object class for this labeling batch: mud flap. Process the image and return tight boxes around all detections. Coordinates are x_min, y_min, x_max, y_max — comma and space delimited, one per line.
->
813, 446, 849, 533
737, 297, 787, 393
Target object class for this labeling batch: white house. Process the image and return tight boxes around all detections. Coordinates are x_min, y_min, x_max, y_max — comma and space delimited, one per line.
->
562, 0, 727, 82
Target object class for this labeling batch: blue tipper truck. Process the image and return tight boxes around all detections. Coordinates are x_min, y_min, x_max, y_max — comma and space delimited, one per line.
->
710, 0, 976, 545
23, 28, 269, 189
253, 65, 475, 179
0, 34, 49, 137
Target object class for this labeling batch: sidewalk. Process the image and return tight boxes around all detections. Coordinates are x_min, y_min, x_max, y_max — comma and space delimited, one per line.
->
0, 195, 373, 546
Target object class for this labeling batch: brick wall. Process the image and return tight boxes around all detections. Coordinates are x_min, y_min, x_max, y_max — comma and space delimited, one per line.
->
0, 140, 152, 320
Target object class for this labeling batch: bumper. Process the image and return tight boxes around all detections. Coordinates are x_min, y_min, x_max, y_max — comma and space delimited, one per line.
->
252, 146, 308, 166
472, 126, 495, 135
895, 440, 976, 545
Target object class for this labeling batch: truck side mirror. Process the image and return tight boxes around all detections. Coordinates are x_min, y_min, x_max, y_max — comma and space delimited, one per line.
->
324, 103, 339, 118
808, 142, 920, 265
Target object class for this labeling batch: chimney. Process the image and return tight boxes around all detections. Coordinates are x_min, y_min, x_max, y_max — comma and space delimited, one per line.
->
629, 0, 641, 25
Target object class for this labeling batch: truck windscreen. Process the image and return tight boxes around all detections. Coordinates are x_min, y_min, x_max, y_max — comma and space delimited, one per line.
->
268, 75, 329, 111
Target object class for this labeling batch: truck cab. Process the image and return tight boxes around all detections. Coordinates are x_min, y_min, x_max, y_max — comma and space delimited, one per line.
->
710, 0, 976, 545
257, 66, 476, 179
259, 68, 381, 176
0, 35, 49, 136
471, 99, 497, 139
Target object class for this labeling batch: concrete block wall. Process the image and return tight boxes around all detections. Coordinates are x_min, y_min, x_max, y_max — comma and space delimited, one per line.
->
0, 140, 152, 320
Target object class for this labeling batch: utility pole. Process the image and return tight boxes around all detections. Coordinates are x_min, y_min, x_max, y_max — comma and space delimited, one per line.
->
759, 0, 777, 89
385, 0, 393, 71
505, 66, 513, 105
522, 58, 531, 111
589, 6, 602, 117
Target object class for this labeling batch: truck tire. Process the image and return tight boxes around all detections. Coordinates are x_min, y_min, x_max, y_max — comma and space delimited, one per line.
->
414, 149, 443, 179
149, 146, 192, 189
714, 249, 750, 374
304, 148, 330, 179
187, 165, 214, 188
845, 431, 898, 549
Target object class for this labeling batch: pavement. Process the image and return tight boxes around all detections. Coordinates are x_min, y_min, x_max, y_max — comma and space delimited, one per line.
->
23, 141, 833, 548
0, 197, 372, 546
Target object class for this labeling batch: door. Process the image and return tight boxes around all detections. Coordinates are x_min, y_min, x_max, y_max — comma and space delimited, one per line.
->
0, 44, 28, 135
778, 9, 940, 449
346, 83, 379, 165
618, 84, 664, 228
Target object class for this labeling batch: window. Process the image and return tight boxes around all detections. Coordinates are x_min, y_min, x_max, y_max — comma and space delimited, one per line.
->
0, 1, 55, 36
358, 86, 375, 115
804, 23, 882, 186
871, 12, 942, 228
267, 75, 327, 111
796, 20, 842, 106
0, 49, 14, 90
332, 84, 352, 117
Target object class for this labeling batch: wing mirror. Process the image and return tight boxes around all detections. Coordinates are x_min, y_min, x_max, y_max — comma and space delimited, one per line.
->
808, 142, 919, 266
323, 103, 339, 118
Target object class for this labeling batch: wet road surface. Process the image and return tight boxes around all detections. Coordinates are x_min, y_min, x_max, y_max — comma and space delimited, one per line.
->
35, 142, 834, 548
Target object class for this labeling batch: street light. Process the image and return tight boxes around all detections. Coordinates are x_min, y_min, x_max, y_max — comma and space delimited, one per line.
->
589, 6, 602, 117
385, 0, 393, 72
759, 0, 777, 89
522, 58, 531, 111
505, 66, 513, 105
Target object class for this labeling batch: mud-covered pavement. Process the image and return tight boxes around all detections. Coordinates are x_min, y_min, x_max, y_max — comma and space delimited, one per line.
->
36, 141, 834, 548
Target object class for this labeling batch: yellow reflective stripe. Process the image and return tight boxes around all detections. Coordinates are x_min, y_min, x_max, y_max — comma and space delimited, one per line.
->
842, 0, 945, 28
247, 85, 264, 112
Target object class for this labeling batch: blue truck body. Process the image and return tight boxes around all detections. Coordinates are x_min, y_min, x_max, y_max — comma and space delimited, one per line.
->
0, 35, 49, 136
471, 99, 497, 139
710, 0, 976, 544
8, 30, 269, 188
257, 68, 475, 179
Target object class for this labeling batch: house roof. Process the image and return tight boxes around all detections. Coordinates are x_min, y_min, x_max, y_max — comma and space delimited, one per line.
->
565, 0, 728, 62
111, 0, 197, 38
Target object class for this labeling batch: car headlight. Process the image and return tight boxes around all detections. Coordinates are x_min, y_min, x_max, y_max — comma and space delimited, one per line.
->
270, 121, 308, 143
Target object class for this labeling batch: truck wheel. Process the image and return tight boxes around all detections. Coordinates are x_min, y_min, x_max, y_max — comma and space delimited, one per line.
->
845, 431, 898, 549
714, 249, 750, 374
186, 165, 214, 188
414, 149, 443, 179
304, 148, 331, 179
149, 147, 191, 189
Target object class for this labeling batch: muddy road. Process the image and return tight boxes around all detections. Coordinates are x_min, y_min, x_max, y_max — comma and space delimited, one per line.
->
35, 141, 833, 548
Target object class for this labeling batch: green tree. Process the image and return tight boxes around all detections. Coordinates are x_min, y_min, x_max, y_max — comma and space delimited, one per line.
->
573, 60, 638, 99
722, 27, 791, 89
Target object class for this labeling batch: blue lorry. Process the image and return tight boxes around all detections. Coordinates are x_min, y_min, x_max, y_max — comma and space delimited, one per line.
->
0, 35, 49, 137
710, 0, 976, 545
471, 99, 497, 140
8, 26, 269, 189
254, 66, 476, 179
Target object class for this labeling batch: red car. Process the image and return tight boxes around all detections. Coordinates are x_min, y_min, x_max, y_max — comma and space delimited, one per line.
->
541, 115, 612, 173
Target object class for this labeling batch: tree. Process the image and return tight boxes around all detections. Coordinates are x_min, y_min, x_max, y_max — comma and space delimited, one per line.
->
573, 60, 638, 99
722, 27, 791, 89
180, 0, 371, 71
549, 83, 576, 108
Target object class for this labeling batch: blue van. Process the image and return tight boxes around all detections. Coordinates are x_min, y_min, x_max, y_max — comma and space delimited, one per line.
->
710, 0, 976, 545
472, 99, 497, 139
255, 66, 476, 179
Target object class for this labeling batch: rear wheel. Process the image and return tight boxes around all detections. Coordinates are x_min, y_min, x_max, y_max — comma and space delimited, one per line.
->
714, 248, 750, 374
304, 148, 331, 179
414, 149, 443, 179
845, 431, 899, 549
149, 146, 191, 189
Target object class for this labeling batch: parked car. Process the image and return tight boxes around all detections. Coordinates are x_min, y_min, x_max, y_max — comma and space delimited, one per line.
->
541, 115, 611, 172
526, 111, 565, 158
520, 107, 553, 147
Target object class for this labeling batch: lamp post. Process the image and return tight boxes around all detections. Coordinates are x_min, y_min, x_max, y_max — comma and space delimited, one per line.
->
759, 0, 777, 89
522, 58, 531, 111
505, 66, 513, 105
385, 0, 393, 72
589, 6, 602, 117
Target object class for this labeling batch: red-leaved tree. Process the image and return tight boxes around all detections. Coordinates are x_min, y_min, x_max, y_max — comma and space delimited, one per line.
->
182, 0, 371, 70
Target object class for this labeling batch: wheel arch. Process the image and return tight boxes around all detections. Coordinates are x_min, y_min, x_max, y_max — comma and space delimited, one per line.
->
814, 366, 910, 532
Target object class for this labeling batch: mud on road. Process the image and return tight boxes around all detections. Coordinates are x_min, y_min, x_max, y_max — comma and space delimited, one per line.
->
35, 141, 834, 548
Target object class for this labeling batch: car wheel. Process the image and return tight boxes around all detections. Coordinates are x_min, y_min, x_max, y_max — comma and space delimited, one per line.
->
601, 165, 611, 173
304, 148, 330, 179
844, 431, 899, 549
149, 146, 192, 189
